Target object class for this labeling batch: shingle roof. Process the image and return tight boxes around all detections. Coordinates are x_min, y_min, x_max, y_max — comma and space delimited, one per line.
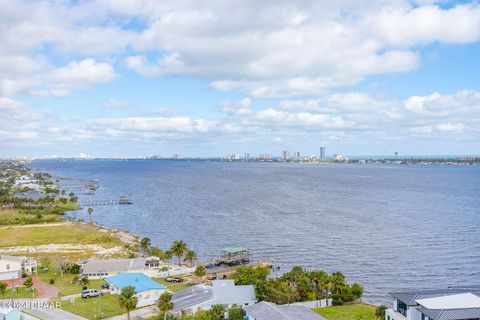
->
106, 273, 165, 293
420, 307, 480, 320
391, 289, 480, 306
244, 302, 326, 320
82, 258, 146, 274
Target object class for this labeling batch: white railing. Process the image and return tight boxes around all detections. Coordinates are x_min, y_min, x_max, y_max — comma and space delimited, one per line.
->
386, 308, 408, 320
284, 298, 333, 308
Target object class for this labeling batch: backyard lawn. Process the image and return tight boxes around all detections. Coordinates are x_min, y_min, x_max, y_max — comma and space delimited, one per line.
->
313, 303, 377, 320
57, 293, 124, 319
37, 268, 105, 296
5, 287, 39, 299
152, 278, 188, 292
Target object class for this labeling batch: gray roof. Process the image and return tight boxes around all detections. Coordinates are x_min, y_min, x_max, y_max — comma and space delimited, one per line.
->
14, 190, 46, 201
0, 255, 28, 262
244, 302, 326, 320
420, 307, 480, 320
391, 289, 480, 306
173, 285, 214, 312
172, 280, 256, 313
209, 280, 256, 305
81, 258, 146, 274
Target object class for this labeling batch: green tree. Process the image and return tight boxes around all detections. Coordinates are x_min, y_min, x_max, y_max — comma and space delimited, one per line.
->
194, 265, 206, 278
227, 304, 244, 320
164, 250, 173, 263
375, 305, 387, 320
23, 277, 34, 297
119, 286, 138, 320
140, 237, 151, 254
0, 282, 7, 297
157, 292, 174, 320
231, 266, 269, 286
184, 249, 197, 267
150, 246, 164, 259
170, 240, 188, 264
209, 304, 226, 320
351, 282, 364, 299
87, 207, 93, 222
68, 192, 75, 198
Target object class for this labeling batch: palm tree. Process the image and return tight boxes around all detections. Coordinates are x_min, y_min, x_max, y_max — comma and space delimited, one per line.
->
183, 249, 197, 267
87, 208, 93, 222
119, 286, 138, 320
170, 240, 188, 265
157, 292, 174, 320
164, 250, 173, 264
140, 237, 151, 255
375, 305, 387, 319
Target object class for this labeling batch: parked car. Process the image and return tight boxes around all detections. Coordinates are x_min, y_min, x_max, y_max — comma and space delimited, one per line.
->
81, 289, 102, 298
166, 277, 183, 283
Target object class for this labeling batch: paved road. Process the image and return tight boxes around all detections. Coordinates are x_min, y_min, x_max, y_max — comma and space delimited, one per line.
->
104, 305, 158, 320
25, 308, 87, 320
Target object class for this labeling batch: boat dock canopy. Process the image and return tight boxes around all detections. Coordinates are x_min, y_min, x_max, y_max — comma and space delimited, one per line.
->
222, 247, 250, 256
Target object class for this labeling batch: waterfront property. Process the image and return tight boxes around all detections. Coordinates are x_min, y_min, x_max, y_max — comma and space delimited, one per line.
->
106, 272, 167, 307
172, 279, 256, 316
244, 301, 326, 320
0, 254, 36, 280
80, 258, 147, 279
387, 288, 480, 320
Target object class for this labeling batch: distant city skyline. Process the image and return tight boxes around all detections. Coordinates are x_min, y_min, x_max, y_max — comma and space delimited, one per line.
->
1, 1, 480, 157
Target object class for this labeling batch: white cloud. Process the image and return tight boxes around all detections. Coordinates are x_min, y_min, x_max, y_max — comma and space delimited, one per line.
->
436, 122, 465, 133
1, 1, 480, 98
219, 97, 253, 116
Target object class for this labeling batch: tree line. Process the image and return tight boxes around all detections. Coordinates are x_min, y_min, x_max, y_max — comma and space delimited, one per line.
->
231, 265, 364, 305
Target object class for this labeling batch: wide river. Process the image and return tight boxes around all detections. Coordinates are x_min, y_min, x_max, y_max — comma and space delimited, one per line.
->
30, 160, 480, 304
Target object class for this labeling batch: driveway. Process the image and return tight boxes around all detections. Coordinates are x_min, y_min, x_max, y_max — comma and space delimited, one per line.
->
6, 276, 59, 298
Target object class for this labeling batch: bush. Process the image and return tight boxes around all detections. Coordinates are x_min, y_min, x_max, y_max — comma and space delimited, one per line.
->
49, 279, 55, 284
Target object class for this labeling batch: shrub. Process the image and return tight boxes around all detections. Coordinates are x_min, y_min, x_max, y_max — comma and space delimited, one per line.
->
49, 279, 55, 284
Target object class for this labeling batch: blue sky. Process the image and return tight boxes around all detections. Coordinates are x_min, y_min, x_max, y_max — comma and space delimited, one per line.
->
1, 0, 480, 158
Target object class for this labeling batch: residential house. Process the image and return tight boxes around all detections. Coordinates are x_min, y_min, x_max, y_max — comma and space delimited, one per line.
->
387, 287, 480, 320
106, 273, 167, 307
244, 301, 326, 320
172, 279, 256, 316
80, 258, 147, 279
0, 255, 36, 281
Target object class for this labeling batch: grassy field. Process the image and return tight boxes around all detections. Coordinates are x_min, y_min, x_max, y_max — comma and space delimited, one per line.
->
313, 303, 376, 320
153, 278, 189, 292
0, 222, 132, 260
58, 293, 124, 319
4, 287, 39, 299
37, 268, 106, 296
0, 208, 62, 225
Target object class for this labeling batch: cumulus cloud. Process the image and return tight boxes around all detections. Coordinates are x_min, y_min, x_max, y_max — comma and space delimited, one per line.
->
2, 1, 479, 99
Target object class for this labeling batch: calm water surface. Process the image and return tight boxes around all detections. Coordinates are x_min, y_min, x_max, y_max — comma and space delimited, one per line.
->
30, 160, 480, 304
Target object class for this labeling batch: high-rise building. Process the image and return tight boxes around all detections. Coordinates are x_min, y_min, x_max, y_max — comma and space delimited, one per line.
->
258, 154, 272, 160
295, 152, 301, 159
244, 153, 250, 160
320, 147, 326, 160
281, 150, 290, 161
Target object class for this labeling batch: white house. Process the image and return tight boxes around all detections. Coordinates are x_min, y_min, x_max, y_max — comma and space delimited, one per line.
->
80, 258, 147, 279
172, 279, 257, 316
0, 255, 36, 281
106, 273, 167, 307
387, 287, 480, 320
